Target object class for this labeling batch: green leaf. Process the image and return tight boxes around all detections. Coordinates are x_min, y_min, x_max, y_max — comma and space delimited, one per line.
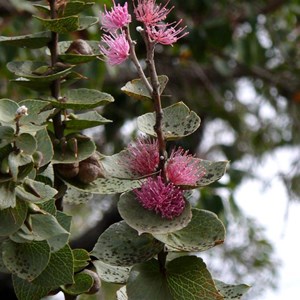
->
7, 61, 74, 82
63, 177, 144, 194
19, 99, 54, 126
52, 138, 96, 164
11, 71, 82, 91
49, 88, 114, 110
196, 160, 229, 187
61, 1, 95, 17
73, 249, 90, 273
39, 199, 57, 215
0, 181, 16, 209
33, 16, 98, 33
137, 102, 201, 140
35, 129, 54, 167
2, 240, 50, 281
167, 256, 224, 300
65, 111, 111, 130
127, 259, 173, 300
118, 192, 192, 235
0, 199, 28, 236
15, 133, 37, 155
30, 214, 70, 251
51, 40, 101, 64
32, 245, 74, 289
0, 126, 15, 147
77, 16, 99, 31
121, 75, 169, 101
0, 31, 51, 49
34, 15, 79, 33
214, 280, 250, 300
92, 221, 163, 267
62, 271, 94, 295
8, 152, 33, 181
16, 178, 57, 204
0, 98, 19, 124
153, 208, 225, 252
93, 260, 131, 284
12, 275, 51, 300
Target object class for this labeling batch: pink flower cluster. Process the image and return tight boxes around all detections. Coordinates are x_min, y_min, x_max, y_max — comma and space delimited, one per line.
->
99, 1, 131, 65
124, 138, 205, 219
134, 0, 188, 46
99, 0, 188, 65
134, 176, 185, 219
123, 138, 159, 176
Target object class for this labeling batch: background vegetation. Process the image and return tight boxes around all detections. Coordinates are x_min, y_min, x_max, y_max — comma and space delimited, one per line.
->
1, 0, 299, 299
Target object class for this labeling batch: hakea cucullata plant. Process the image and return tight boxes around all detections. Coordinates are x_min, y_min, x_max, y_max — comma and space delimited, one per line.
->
0, 0, 250, 299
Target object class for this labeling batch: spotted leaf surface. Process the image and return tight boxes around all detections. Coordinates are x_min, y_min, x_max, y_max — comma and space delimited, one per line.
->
117, 286, 128, 300
63, 177, 144, 194
196, 160, 229, 187
121, 75, 169, 101
118, 192, 192, 235
137, 102, 200, 140
2, 240, 50, 281
153, 208, 225, 252
92, 221, 163, 267
64, 186, 93, 204
93, 260, 131, 284
214, 280, 250, 299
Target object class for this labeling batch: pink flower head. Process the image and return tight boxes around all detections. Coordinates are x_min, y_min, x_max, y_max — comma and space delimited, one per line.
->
147, 20, 188, 45
101, 0, 132, 31
122, 138, 159, 176
134, 176, 185, 219
133, 0, 173, 25
165, 148, 206, 186
99, 32, 130, 65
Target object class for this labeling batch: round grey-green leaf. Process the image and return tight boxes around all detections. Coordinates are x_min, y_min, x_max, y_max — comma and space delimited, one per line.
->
15, 133, 37, 155
121, 75, 169, 101
93, 260, 131, 284
118, 192, 192, 235
92, 221, 163, 267
137, 102, 201, 140
153, 208, 225, 252
0, 98, 19, 123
